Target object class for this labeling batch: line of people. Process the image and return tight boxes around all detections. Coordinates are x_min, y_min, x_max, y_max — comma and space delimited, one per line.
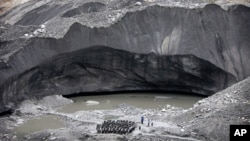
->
96, 120, 136, 134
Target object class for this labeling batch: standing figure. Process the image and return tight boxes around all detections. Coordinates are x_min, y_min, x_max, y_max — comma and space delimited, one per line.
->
148, 119, 150, 127
141, 116, 144, 124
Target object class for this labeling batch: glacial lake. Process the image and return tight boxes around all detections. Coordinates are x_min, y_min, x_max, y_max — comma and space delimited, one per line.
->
57, 93, 204, 113
14, 115, 65, 139
14, 93, 204, 138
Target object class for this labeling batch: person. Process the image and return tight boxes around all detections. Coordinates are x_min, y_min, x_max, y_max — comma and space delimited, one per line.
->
141, 116, 144, 124
148, 119, 150, 127
151, 122, 153, 127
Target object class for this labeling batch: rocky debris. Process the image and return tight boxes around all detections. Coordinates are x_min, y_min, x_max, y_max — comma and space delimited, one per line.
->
173, 76, 250, 141
31, 24, 46, 36
13, 100, 46, 116
13, 95, 73, 117
62, 2, 106, 17
0, 22, 7, 36
38, 95, 73, 109
135, 1, 143, 6
96, 120, 136, 134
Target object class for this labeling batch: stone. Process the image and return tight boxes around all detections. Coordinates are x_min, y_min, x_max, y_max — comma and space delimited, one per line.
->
33, 30, 38, 35
40, 24, 46, 29
135, 2, 142, 6
37, 29, 42, 33
50, 137, 57, 140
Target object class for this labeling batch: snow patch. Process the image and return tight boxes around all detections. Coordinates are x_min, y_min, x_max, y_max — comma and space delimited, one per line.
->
85, 100, 100, 105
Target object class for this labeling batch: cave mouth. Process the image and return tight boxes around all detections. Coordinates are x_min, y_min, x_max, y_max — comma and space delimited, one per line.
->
63, 89, 204, 98
0, 46, 236, 114
0, 109, 12, 117
26, 46, 235, 96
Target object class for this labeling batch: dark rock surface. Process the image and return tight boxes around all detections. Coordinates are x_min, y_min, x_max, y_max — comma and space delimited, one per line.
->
173, 76, 250, 141
16, 4, 72, 26
0, 0, 250, 113
62, 2, 106, 17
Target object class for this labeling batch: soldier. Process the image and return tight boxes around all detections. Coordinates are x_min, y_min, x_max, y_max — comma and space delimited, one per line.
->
96, 124, 101, 133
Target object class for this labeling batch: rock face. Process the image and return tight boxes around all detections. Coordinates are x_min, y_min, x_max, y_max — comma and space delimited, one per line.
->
174, 76, 250, 141
62, 2, 106, 17
0, 0, 250, 112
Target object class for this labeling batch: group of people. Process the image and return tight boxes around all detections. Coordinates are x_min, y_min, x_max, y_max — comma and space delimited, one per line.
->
96, 120, 136, 134
96, 116, 154, 133
139, 115, 153, 130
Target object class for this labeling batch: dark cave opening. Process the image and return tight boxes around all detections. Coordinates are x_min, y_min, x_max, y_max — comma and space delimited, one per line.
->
26, 46, 236, 96
62, 89, 206, 98
0, 46, 236, 113
0, 109, 12, 117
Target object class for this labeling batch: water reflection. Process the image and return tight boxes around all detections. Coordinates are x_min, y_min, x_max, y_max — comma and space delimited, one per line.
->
14, 115, 64, 138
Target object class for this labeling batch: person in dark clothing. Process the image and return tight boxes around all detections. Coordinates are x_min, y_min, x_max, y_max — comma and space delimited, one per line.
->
141, 116, 144, 124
